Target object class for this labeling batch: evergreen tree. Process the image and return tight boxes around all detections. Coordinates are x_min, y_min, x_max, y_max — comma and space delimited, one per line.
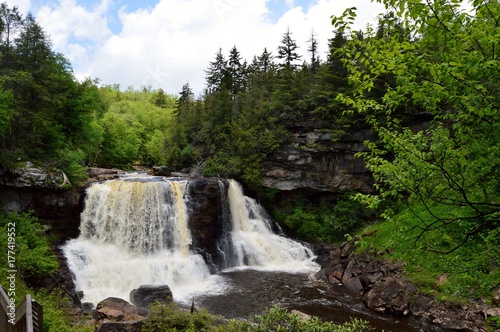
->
0, 3, 23, 71
307, 29, 320, 74
277, 28, 302, 70
227, 45, 246, 99
256, 47, 275, 74
204, 48, 228, 93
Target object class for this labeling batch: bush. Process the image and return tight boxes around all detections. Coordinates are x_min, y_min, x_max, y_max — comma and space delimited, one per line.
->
142, 302, 219, 332
56, 148, 88, 186
358, 204, 500, 303
35, 289, 92, 332
0, 212, 58, 279
141, 304, 375, 332
223, 306, 374, 332
276, 196, 374, 243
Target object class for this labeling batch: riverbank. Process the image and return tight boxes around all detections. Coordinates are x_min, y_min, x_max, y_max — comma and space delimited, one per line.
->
314, 237, 499, 332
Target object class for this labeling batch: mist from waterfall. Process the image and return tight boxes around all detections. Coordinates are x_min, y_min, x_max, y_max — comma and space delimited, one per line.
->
63, 176, 317, 304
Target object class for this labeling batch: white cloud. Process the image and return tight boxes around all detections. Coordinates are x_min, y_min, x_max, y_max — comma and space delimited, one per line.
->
32, 0, 385, 95
35, 0, 111, 64
11, 0, 31, 14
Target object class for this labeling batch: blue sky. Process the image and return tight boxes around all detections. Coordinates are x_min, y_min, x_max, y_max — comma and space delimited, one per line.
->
15, 0, 385, 95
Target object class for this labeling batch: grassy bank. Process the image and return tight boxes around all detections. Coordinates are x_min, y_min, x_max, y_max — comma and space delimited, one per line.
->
353, 204, 500, 305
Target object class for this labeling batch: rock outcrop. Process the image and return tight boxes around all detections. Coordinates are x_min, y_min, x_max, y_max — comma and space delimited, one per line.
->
91, 297, 148, 332
0, 163, 83, 238
129, 285, 173, 308
315, 240, 492, 332
186, 177, 230, 271
263, 130, 376, 196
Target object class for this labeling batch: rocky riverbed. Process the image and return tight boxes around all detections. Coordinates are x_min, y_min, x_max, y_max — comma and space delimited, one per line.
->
314, 239, 498, 332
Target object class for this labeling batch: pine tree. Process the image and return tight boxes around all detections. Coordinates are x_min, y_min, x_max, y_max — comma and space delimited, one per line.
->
277, 28, 301, 70
227, 45, 246, 99
307, 29, 319, 74
0, 2, 23, 71
204, 48, 228, 93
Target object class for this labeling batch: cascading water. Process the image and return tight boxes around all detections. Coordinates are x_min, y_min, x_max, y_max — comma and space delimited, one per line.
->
63, 176, 317, 305
225, 179, 315, 269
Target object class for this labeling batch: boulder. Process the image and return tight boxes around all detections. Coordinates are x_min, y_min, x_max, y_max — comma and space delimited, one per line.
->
96, 320, 144, 332
129, 285, 173, 308
341, 260, 355, 284
363, 278, 414, 316
93, 297, 148, 322
291, 310, 311, 321
345, 276, 363, 292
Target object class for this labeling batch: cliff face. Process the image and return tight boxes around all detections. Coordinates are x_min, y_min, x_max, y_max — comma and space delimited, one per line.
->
0, 128, 378, 239
263, 129, 376, 198
0, 164, 83, 238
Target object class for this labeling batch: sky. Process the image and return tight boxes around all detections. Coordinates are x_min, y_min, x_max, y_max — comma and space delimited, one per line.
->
12, 0, 385, 95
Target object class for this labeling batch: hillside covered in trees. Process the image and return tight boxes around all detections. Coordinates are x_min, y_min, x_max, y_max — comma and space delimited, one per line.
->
1, 0, 499, 330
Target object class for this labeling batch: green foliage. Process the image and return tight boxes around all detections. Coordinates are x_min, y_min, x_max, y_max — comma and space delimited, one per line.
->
223, 306, 374, 332
276, 196, 374, 243
0, 87, 12, 135
142, 304, 375, 332
358, 204, 500, 302
96, 87, 176, 168
0, 212, 91, 331
334, 0, 500, 252
142, 302, 219, 332
55, 148, 88, 185
35, 289, 92, 332
0, 212, 58, 279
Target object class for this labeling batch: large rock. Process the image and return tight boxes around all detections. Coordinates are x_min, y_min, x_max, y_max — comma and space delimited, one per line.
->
0, 162, 68, 188
129, 285, 173, 308
93, 297, 148, 322
0, 164, 83, 238
263, 130, 376, 195
97, 320, 144, 332
363, 277, 414, 316
186, 177, 231, 271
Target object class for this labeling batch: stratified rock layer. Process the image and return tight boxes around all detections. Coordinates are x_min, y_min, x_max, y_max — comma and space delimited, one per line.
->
264, 130, 376, 195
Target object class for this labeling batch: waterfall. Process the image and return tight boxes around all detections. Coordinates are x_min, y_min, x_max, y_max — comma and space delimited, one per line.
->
63, 176, 316, 305
226, 179, 315, 269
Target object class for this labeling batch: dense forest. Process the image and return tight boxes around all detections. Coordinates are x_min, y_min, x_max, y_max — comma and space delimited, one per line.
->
1, 0, 499, 331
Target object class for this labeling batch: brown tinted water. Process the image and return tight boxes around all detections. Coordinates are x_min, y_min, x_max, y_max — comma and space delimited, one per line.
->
193, 269, 449, 332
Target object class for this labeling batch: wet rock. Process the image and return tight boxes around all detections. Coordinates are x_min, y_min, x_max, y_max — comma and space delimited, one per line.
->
341, 260, 355, 284
129, 285, 173, 308
345, 276, 363, 292
82, 302, 94, 315
152, 166, 170, 176
363, 278, 414, 316
87, 167, 124, 180
186, 178, 230, 271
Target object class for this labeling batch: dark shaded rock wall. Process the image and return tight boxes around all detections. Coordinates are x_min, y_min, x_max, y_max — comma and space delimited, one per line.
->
263, 129, 376, 198
186, 177, 230, 271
